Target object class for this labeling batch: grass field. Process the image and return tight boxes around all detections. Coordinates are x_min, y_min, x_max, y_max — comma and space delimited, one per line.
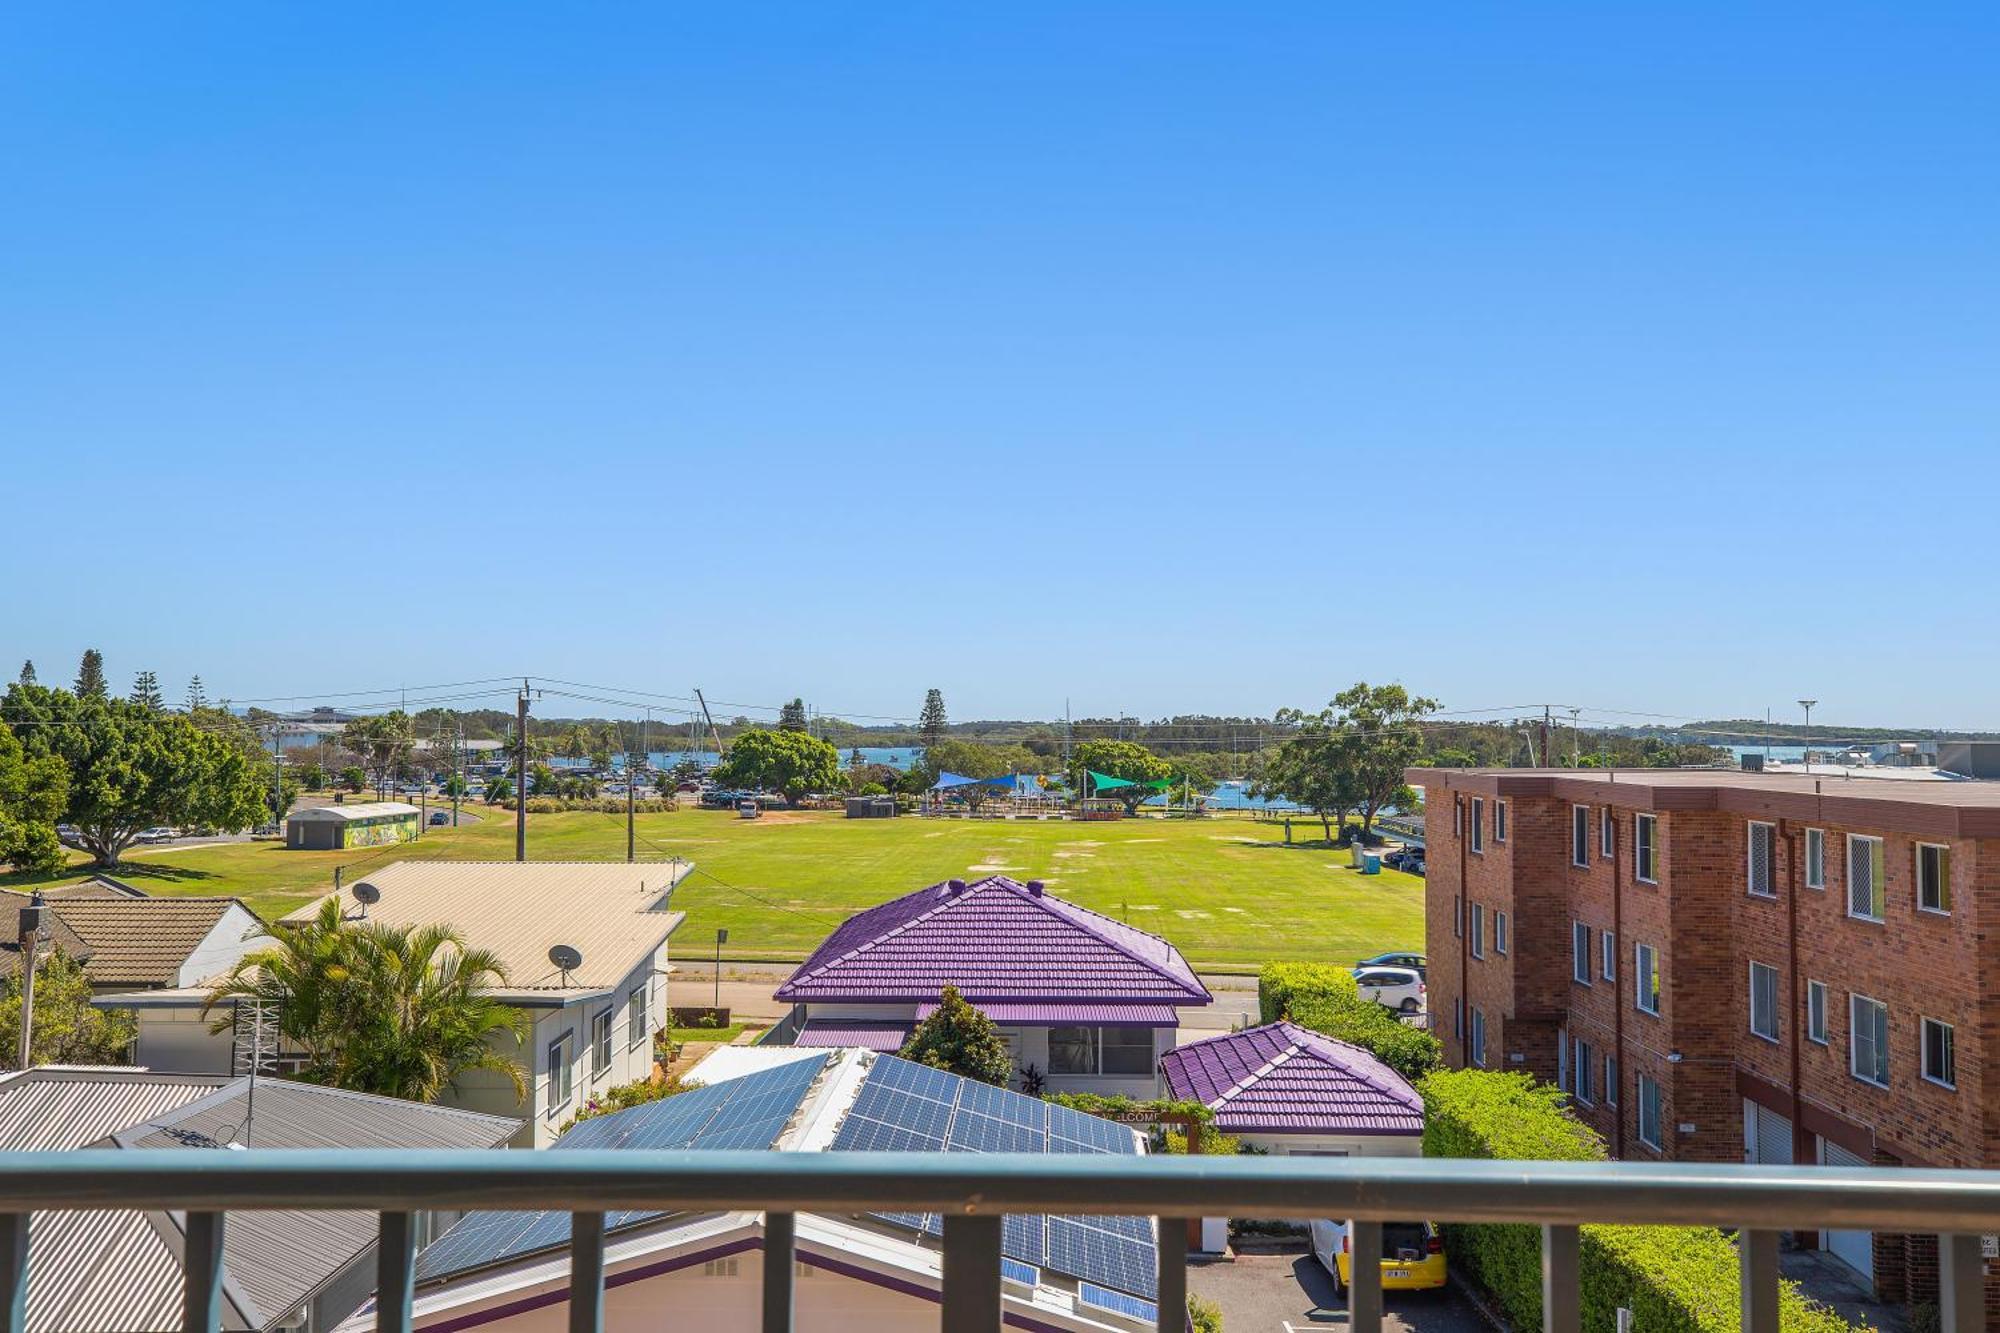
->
4, 807, 1424, 970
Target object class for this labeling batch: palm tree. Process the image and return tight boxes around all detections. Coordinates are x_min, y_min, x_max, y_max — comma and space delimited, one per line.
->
204, 901, 527, 1103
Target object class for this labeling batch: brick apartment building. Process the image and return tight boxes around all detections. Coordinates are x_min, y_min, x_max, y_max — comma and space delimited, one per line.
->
1416, 766, 2000, 1313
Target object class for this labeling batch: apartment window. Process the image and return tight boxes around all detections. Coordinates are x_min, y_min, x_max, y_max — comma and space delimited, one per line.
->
1453, 895, 1462, 939
1600, 807, 1615, 860
1469, 904, 1485, 960
1917, 843, 1952, 914
546, 1031, 575, 1117
1804, 828, 1826, 889
627, 982, 651, 1051
1635, 814, 1658, 883
1807, 980, 1829, 1045
1572, 806, 1589, 867
1747, 822, 1775, 898
1604, 1054, 1618, 1106
1572, 1037, 1595, 1105
1637, 1075, 1663, 1150
1572, 922, 1591, 985
1495, 800, 1508, 842
1454, 996, 1464, 1039
1634, 943, 1660, 1015
1600, 930, 1615, 982
1557, 1028, 1570, 1091
1495, 910, 1509, 956
590, 1008, 613, 1079
1470, 1008, 1487, 1067
1453, 800, 1462, 837
1050, 1026, 1154, 1076
1847, 836, 1885, 921
1922, 1018, 1956, 1090
1849, 994, 1889, 1088
1470, 799, 1485, 853
1748, 961, 1779, 1043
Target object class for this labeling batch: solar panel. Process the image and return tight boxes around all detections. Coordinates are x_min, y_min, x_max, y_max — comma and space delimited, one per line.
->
1048, 1215, 1157, 1299
1079, 1282, 1160, 1322
1001, 1256, 1041, 1287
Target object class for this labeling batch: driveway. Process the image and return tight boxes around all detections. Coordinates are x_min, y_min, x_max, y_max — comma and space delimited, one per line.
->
1190, 1247, 1486, 1333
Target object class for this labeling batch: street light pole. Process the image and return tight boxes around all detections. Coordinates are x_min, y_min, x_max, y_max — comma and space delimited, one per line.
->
16, 894, 46, 1069
1798, 699, 1818, 770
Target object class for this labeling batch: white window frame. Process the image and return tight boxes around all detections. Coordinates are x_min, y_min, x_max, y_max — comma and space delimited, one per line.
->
1746, 821, 1776, 898
1572, 1037, 1594, 1106
1637, 1075, 1662, 1149
1572, 921, 1591, 985
1454, 996, 1464, 1039
1470, 1008, 1487, 1068
1635, 814, 1658, 883
1807, 979, 1828, 1045
1453, 894, 1462, 939
1470, 798, 1485, 853
1469, 904, 1485, 960
1922, 1016, 1956, 1090
1600, 929, 1615, 982
1917, 842, 1952, 915
589, 1007, 613, 1079
1557, 1027, 1570, 1091
546, 1030, 576, 1118
1847, 835, 1885, 922
1849, 993, 1889, 1088
1748, 961, 1779, 1043
1600, 807, 1615, 860
1634, 942, 1659, 1016
1495, 799, 1508, 843
1495, 910, 1509, 956
628, 982, 651, 1051
1572, 805, 1589, 867
1604, 1054, 1618, 1106
1804, 828, 1826, 890
1453, 799, 1462, 837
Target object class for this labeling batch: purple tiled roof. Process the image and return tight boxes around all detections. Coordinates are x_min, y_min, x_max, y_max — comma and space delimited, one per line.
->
774, 876, 1211, 1006
913, 1001, 1182, 1027
1158, 1021, 1423, 1136
793, 1021, 913, 1052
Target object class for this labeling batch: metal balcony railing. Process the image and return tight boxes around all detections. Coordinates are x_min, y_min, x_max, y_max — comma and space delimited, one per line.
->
0, 1150, 1995, 1333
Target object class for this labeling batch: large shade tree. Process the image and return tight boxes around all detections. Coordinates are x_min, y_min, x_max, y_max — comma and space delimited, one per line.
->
1, 683, 268, 867
714, 728, 840, 806
0, 722, 68, 875
1255, 722, 1360, 842
205, 898, 528, 1103
1066, 739, 1171, 816
0, 947, 136, 1068
899, 985, 1012, 1086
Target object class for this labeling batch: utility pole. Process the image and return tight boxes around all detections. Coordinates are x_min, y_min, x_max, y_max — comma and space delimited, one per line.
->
268, 725, 284, 829
16, 894, 45, 1069
451, 718, 463, 829
1798, 699, 1818, 771
626, 737, 636, 863
1569, 707, 1582, 767
1541, 705, 1554, 771
515, 680, 530, 862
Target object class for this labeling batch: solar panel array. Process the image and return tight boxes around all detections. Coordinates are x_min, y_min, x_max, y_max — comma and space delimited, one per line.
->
1079, 1282, 1161, 1323
829, 1056, 1157, 1300
417, 1054, 832, 1282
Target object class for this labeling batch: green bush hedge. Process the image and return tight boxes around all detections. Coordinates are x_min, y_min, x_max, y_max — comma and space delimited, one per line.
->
1420, 1069, 1858, 1333
1257, 963, 1441, 1081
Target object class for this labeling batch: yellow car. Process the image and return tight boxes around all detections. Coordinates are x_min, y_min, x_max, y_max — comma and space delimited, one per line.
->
1308, 1218, 1447, 1296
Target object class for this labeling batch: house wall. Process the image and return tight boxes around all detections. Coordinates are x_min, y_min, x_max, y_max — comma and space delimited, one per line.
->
1235, 1130, 1422, 1157
798, 1004, 1174, 1097
128, 1005, 235, 1073
176, 905, 271, 987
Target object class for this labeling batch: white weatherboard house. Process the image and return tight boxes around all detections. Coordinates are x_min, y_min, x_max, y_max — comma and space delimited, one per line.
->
338, 1050, 1164, 1333
773, 875, 1212, 1097
115, 861, 687, 1145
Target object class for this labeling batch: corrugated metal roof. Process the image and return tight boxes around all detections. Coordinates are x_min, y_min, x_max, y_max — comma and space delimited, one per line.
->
0, 1068, 230, 1150
1158, 1021, 1424, 1136
793, 1020, 912, 1051
285, 861, 688, 994
912, 1000, 1181, 1026
286, 802, 421, 822
774, 876, 1211, 1005
0, 899, 256, 986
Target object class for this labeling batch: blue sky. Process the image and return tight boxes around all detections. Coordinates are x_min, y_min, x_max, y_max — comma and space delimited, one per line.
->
5, 5, 1997, 730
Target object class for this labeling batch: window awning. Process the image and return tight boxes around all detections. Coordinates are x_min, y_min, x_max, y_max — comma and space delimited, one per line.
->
793, 1020, 912, 1052
914, 1001, 1182, 1027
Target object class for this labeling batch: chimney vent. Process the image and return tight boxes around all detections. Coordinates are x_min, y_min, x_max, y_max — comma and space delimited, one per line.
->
1026, 880, 1045, 897
946, 878, 967, 894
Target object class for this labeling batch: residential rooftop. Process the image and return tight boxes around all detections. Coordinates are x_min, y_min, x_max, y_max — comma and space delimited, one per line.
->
0, 894, 261, 986
1159, 1020, 1423, 1137
286, 801, 421, 822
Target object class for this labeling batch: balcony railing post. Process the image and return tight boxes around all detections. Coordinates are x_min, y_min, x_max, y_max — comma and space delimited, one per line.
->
941, 1213, 1002, 1332
376, 1212, 417, 1333
1939, 1232, 1984, 1333
1739, 1229, 1779, 1333
1541, 1224, 1579, 1333
763, 1211, 796, 1333
1154, 1217, 1187, 1333
0, 1213, 25, 1333
570, 1211, 605, 1333
1347, 1220, 1382, 1333
182, 1211, 226, 1333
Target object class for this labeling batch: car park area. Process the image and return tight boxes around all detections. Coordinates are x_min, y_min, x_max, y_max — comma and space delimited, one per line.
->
1191, 1245, 1486, 1333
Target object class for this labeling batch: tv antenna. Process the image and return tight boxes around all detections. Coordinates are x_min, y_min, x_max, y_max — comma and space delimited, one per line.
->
549, 944, 583, 985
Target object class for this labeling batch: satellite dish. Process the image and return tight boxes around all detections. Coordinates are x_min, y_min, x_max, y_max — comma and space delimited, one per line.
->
353, 882, 381, 905
549, 944, 584, 974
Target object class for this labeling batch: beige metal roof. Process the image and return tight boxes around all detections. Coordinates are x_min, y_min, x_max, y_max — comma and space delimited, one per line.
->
286, 861, 689, 996
287, 801, 421, 823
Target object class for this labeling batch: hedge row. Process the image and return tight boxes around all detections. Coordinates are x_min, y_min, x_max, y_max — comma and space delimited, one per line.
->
1420, 1069, 1858, 1333
1256, 963, 1442, 1082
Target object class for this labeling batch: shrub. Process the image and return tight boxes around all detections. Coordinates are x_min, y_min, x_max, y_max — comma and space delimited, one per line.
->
523, 797, 678, 814
899, 985, 1011, 1085
557, 1073, 700, 1136
1257, 963, 1441, 1082
1420, 1069, 1859, 1333
1188, 1293, 1223, 1333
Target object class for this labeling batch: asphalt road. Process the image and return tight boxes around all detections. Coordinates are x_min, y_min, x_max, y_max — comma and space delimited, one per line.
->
1190, 1248, 1486, 1333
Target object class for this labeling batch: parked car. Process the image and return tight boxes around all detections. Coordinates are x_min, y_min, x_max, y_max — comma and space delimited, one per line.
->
136, 826, 177, 844
1352, 965, 1425, 1013
1384, 847, 1425, 872
1357, 951, 1426, 977
1309, 1218, 1446, 1296
428, 811, 450, 826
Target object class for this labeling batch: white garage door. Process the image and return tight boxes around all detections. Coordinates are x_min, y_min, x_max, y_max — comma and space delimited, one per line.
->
1818, 1138, 1874, 1287
1744, 1100, 1793, 1165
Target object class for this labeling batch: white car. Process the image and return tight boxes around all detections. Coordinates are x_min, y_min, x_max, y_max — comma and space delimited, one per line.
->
136, 826, 178, 844
1352, 965, 1425, 1014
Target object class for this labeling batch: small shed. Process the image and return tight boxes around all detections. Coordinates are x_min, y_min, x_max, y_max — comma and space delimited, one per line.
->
843, 796, 897, 819
285, 801, 421, 850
